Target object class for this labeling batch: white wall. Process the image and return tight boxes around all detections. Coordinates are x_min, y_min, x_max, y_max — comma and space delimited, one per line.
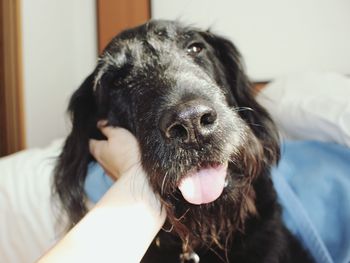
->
21, 0, 97, 148
152, 0, 350, 81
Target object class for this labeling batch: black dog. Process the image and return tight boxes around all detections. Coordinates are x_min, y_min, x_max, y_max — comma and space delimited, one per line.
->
54, 20, 313, 263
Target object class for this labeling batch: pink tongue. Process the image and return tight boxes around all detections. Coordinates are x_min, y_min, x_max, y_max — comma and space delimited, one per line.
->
178, 163, 227, 205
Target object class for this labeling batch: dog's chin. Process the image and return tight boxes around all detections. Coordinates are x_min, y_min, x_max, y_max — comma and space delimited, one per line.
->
149, 145, 261, 252
177, 162, 228, 205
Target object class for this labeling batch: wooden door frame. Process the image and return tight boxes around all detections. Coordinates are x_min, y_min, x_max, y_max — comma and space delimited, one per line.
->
96, 0, 151, 53
0, 0, 25, 156
0, 0, 150, 156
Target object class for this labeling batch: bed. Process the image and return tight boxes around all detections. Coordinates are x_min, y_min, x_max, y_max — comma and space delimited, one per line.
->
0, 72, 349, 263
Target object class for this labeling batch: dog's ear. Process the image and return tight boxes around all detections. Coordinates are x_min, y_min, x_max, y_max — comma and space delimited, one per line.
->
68, 73, 98, 134
202, 32, 280, 164
54, 73, 98, 228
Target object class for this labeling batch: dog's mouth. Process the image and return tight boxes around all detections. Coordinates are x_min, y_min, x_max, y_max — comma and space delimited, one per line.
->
177, 161, 228, 205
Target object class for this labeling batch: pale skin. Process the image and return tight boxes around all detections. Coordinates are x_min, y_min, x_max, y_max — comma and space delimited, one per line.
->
38, 125, 166, 263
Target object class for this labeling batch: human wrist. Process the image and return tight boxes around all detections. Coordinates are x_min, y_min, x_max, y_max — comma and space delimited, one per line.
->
97, 165, 165, 225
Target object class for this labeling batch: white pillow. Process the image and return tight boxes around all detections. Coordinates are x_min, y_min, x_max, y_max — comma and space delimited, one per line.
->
256, 72, 350, 147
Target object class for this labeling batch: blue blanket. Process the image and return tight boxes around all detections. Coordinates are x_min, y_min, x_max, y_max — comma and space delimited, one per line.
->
85, 141, 350, 263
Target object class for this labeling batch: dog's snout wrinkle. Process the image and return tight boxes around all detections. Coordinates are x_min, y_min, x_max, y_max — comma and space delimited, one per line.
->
159, 100, 218, 144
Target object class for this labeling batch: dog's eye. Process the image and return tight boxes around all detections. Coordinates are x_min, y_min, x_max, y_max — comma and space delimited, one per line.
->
186, 43, 204, 56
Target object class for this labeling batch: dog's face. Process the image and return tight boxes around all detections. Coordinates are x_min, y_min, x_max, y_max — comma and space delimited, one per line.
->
58, 20, 279, 249
96, 21, 250, 200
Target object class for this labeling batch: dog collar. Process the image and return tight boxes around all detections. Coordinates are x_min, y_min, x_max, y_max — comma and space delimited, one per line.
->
180, 251, 200, 263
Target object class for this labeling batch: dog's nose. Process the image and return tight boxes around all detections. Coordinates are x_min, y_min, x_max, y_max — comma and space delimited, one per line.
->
159, 100, 218, 144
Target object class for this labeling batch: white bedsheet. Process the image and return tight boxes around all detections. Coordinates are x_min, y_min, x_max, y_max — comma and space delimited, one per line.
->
0, 139, 65, 263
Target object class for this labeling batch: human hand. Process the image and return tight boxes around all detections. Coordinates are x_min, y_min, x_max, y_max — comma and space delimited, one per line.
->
89, 122, 141, 180
40, 124, 165, 263
89, 122, 165, 222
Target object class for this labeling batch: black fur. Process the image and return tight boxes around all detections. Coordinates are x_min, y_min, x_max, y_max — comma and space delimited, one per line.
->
54, 20, 313, 263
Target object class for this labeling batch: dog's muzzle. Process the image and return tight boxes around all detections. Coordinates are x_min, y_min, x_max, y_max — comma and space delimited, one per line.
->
159, 99, 228, 205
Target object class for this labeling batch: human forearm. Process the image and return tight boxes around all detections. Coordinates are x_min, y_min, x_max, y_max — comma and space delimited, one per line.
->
39, 167, 165, 263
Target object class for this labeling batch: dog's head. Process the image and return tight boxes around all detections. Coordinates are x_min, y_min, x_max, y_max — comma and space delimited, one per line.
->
55, 20, 279, 249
